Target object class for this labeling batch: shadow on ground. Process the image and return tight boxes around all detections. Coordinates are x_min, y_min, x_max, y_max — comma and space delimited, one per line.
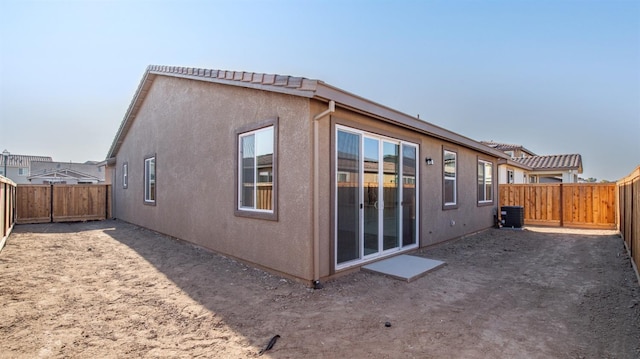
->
2, 220, 639, 358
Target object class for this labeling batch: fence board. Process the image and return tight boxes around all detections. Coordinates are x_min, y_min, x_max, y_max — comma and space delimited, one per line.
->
499, 183, 616, 229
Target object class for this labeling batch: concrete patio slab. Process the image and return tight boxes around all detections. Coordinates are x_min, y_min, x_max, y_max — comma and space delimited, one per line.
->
362, 254, 446, 282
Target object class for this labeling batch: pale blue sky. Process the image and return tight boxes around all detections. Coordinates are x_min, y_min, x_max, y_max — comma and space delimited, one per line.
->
1, 0, 638, 181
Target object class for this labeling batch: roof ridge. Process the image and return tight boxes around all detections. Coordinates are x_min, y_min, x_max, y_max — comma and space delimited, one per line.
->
147, 65, 319, 92
481, 140, 523, 147
517, 153, 581, 158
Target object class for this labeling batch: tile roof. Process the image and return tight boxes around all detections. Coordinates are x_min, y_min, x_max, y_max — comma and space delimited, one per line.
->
30, 161, 105, 180
28, 168, 100, 181
0, 154, 53, 167
480, 141, 537, 156
512, 154, 583, 172
148, 65, 320, 94
107, 65, 511, 161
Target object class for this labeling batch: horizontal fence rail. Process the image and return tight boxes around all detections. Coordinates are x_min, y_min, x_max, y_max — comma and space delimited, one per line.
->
499, 183, 616, 229
617, 166, 639, 279
16, 184, 112, 224
1, 176, 17, 251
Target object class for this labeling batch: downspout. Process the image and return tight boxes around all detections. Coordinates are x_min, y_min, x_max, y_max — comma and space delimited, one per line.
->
312, 100, 335, 289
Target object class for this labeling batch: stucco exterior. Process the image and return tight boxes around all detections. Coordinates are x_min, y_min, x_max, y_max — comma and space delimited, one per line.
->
108, 65, 508, 285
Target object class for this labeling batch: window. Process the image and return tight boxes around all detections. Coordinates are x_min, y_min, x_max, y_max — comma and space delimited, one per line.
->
238, 124, 276, 216
505, 150, 514, 158
507, 169, 514, 184
478, 160, 493, 203
443, 149, 457, 207
18, 168, 28, 176
144, 156, 156, 204
123, 162, 128, 189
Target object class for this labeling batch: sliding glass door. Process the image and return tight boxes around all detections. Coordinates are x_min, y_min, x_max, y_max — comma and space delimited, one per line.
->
336, 126, 419, 269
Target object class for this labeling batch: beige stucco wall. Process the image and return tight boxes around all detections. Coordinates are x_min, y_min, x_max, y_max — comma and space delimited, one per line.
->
113, 76, 315, 281
112, 75, 500, 283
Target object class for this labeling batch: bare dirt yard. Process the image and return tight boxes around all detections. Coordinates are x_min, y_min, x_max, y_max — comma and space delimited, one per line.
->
1, 221, 639, 359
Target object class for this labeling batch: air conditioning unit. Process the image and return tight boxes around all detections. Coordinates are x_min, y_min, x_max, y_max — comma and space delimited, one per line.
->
501, 206, 524, 228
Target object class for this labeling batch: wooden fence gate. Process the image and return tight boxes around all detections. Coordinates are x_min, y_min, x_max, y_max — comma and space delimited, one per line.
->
16, 184, 111, 224
499, 183, 616, 229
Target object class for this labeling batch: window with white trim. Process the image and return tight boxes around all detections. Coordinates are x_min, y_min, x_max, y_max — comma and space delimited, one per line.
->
144, 156, 155, 203
478, 160, 493, 203
238, 126, 274, 212
18, 168, 28, 176
443, 149, 457, 207
123, 162, 128, 189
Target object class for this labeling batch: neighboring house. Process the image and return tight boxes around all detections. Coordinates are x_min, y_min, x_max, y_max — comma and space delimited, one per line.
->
512, 154, 583, 183
28, 169, 102, 184
29, 161, 106, 184
482, 141, 583, 184
106, 65, 510, 285
480, 141, 536, 159
0, 152, 53, 184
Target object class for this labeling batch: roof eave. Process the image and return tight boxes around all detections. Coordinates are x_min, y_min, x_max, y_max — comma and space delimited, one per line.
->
106, 67, 318, 159
106, 69, 156, 159
108, 65, 509, 161
314, 83, 510, 159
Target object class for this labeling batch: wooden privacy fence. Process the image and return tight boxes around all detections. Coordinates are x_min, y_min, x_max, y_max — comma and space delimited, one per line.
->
16, 184, 111, 224
499, 183, 616, 229
617, 166, 639, 278
1, 176, 17, 251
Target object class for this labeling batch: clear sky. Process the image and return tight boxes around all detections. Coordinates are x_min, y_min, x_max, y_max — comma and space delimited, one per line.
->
1, 0, 638, 181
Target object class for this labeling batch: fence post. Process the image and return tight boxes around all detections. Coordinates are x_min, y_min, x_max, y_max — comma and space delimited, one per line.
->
559, 183, 564, 227
49, 184, 53, 223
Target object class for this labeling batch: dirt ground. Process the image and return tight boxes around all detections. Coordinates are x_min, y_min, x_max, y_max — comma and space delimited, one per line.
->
1, 221, 639, 359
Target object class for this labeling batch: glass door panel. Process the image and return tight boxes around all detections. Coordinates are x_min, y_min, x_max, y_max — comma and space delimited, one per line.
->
382, 141, 400, 251
402, 144, 417, 246
336, 126, 419, 269
336, 130, 360, 264
363, 137, 379, 256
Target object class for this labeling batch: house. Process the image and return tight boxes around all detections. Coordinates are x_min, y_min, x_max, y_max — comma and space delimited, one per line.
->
481, 141, 583, 184
0, 151, 53, 184
29, 161, 106, 184
106, 65, 510, 285
512, 154, 583, 183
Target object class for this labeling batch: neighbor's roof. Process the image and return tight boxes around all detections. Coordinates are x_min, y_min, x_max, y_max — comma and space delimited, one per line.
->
480, 141, 537, 156
0, 154, 53, 167
512, 154, 583, 173
107, 65, 510, 160
27, 168, 101, 181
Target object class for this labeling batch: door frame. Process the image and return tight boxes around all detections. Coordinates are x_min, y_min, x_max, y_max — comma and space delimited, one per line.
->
334, 124, 420, 271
